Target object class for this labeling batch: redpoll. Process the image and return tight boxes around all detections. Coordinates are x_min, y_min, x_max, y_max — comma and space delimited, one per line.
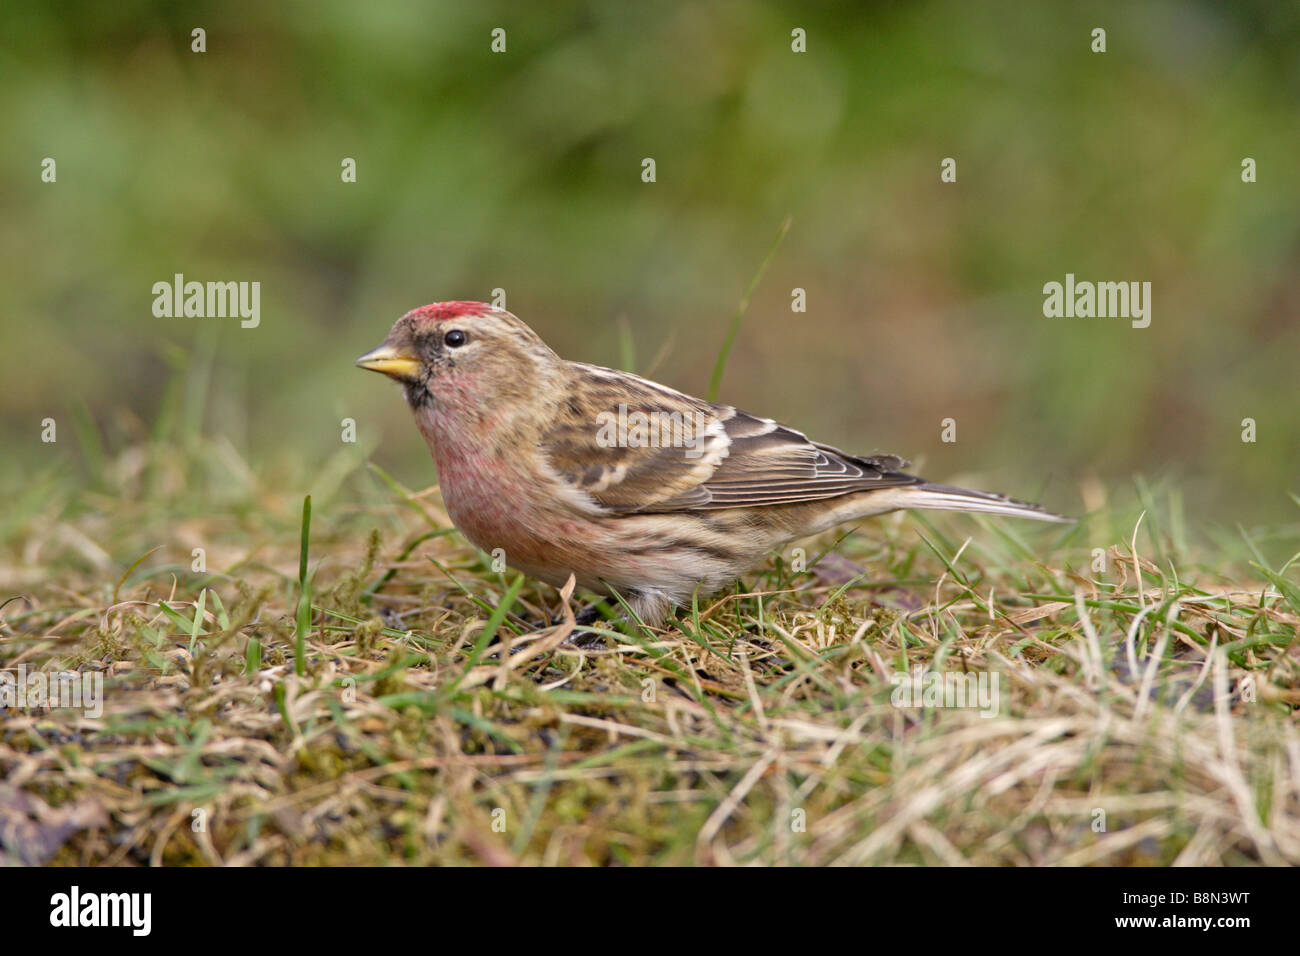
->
357, 302, 1069, 626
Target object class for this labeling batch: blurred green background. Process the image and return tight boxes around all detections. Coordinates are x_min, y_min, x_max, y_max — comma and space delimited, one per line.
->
3, 1, 1298, 532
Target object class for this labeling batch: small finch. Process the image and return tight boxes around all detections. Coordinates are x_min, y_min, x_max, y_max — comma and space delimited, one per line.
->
357, 302, 1069, 626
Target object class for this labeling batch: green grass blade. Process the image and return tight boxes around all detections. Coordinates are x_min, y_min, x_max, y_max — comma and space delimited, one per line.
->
707, 216, 791, 401
296, 494, 312, 676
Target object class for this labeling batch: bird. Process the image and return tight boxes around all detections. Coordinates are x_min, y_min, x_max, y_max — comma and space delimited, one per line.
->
356, 301, 1070, 627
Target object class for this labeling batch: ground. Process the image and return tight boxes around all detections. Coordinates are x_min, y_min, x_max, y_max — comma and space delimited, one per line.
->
2, 434, 1298, 866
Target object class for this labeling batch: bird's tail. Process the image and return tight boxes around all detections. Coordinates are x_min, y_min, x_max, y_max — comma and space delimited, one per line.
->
895, 482, 1073, 523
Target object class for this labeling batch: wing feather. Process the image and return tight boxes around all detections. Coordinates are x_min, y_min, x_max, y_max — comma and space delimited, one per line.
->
542, 365, 920, 514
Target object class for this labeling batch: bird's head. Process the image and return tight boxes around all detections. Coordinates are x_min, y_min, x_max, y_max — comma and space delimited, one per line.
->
356, 301, 559, 413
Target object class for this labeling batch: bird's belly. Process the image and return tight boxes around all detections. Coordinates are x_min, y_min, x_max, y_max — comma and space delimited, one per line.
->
444, 485, 723, 596
429, 442, 751, 600
431, 451, 587, 578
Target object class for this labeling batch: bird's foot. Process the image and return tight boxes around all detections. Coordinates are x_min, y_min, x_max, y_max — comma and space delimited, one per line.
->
565, 600, 616, 648
504, 601, 612, 651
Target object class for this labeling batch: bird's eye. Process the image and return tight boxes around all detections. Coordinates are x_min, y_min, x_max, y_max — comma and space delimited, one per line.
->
444, 329, 467, 348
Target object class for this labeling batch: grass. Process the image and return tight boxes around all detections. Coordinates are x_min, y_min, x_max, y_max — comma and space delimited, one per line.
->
1, 415, 1298, 866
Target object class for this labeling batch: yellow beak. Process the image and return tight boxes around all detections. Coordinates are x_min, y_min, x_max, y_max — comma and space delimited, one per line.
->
355, 343, 422, 382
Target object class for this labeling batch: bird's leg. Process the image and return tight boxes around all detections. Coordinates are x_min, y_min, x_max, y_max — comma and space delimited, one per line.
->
563, 599, 618, 647
574, 600, 615, 627
510, 600, 611, 648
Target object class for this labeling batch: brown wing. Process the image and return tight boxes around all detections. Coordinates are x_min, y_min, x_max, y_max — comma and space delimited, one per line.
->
542, 364, 921, 515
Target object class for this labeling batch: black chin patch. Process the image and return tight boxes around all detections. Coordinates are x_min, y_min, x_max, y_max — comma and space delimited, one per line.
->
404, 381, 432, 408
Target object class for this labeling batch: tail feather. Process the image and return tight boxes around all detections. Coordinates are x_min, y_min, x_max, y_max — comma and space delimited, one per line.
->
896, 482, 1073, 524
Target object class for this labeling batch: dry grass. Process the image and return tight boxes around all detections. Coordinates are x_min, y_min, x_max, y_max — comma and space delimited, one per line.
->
2, 434, 1299, 866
